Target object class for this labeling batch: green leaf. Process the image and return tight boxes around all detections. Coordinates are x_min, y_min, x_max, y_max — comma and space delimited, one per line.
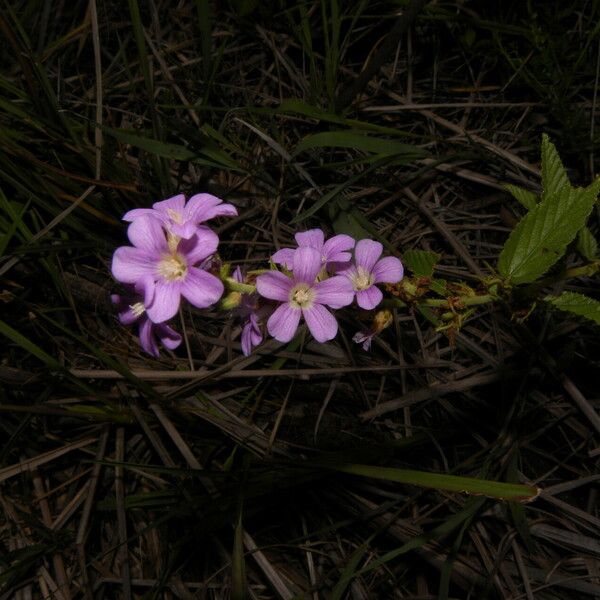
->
272, 99, 415, 137
329, 198, 370, 240
358, 497, 486, 578
505, 184, 538, 210
577, 227, 598, 259
293, 131, 424, 158
498, 140, 600, 284
291, 157, 392, 224
545, 291, 600, 325
0, 318, 62, 369
103, 126, 240, 170
417, 304, 441, 325
231, 504, 246, 600
541, 133, 569, 202
402, 249, 440, 277
326, 463, 540, 501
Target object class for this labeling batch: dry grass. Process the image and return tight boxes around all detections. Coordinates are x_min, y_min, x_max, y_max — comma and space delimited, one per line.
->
1, 1, 599, 598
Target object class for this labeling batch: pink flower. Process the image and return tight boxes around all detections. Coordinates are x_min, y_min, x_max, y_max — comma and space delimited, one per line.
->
111, 279, 181, 357
352, 330, 374, 351
111, 215, 224, 323
256, 247, 354, 343
271, 228, 355, 271
241, 313, 262, 356
232, 267, 263, 356
342, 240, 404, 310
123, 193, 237, 239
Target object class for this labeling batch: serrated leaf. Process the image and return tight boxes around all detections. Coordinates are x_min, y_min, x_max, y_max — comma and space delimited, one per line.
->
417, 305, 440, 325
498, 142, 600, 284
577, 227, 598, 259
402, 249, 440, 277
505, 184, 538, 210
545, 291, 600, 325
541, 133, 569, 202
429, 278, 451, 296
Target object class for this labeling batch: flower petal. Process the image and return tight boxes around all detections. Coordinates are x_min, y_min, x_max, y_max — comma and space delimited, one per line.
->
256, 271, 293, 301
127, 215, 168, 253
267, 303, 301, 342
152, 194, 186, 215
372, 256, 404, 284
146, 281, 181, 322
232, 266, 243, 283
111, 246, 158, 284
322, 234, 355, 262
352, 331, 373, 351
295, 228, 324, 250
139, 318, 160, 357
356, 285, 383, 310
313, 276, 355, 309
134, 275, 156, 306
111, 295, 140, 326
170, 221, 199, 239
181, 267, 224, 308
178, 227, 219, 265
156, 323, 182, 350
241, 314, 262, 356
241, 322, 253, 356
122, 208, 155, 222
303, 304, 338, 343
271, 248, 295, 270
185, 193, 238, 223
355, 239, 383, 272
292, 246, 322, 284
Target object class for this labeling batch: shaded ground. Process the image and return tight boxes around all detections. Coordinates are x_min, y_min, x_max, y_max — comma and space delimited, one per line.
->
1, 1, 599, 598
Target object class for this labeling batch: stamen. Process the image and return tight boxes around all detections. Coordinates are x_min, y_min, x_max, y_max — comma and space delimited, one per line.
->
157, 253, 188, 281
289, 283, 316, 309
129, 302, 146, 317
352, 267, 373, 291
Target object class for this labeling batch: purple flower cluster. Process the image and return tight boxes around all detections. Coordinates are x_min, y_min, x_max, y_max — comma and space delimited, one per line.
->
255, 229, 404, 346
111, 194, 237, 355
111, 198, 404, 357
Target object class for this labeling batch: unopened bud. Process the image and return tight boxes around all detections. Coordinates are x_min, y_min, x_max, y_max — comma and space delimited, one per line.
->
220, 291, 242, 310
374, 309, 393, 332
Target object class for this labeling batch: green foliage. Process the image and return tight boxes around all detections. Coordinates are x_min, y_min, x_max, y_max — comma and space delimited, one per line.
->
329, 463, 539, 501
498, 135, 600, 284
577, 227, 598, 259
540, 133, 570, 202
505, 184, 538, 210
545, 291, 600, 325
293, 131, 424, 158
103, 126, 241, 171
231, 505, 246, 600
402, 249, 440, 277
505, 182, 598, 260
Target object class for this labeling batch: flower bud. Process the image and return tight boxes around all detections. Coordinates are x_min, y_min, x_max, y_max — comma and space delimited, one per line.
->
373, 309, 393, 332
220, 291, 242, 310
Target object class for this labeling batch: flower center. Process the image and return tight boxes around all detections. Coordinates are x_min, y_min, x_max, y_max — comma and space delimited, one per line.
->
167, 208, 183, 224
289, 283, 315, 309
352, 267, 373, 291
129, 302, 145, 317
157, 253, 188, 281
